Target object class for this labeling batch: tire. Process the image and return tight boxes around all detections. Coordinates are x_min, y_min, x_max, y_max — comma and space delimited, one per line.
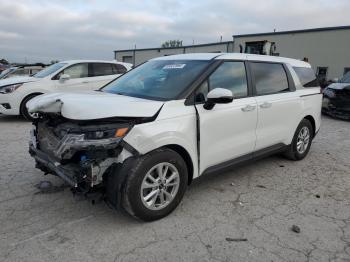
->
20, 94, 40, 121
284, 119, 314, 161
113, 148, 188, 221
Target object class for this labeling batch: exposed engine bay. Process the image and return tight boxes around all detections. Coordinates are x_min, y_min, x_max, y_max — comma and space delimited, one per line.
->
29, 114, 148, 193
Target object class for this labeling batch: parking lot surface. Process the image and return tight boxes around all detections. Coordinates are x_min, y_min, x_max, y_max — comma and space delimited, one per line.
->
0, 115, 349, 262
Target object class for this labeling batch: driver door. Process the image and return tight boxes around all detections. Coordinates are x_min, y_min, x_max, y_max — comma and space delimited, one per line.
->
195, 61, 258, 174
55, 63, 91, 92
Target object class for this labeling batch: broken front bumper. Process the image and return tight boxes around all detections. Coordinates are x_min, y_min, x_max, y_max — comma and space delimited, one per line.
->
29, 144, 79, 187
29, 119, 140, 192
29, 134, 136, 190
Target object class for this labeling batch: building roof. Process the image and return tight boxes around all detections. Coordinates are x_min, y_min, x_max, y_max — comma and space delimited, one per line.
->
233, 25, 350, 38
114, 41, 233, 53
152, 53, 311, 68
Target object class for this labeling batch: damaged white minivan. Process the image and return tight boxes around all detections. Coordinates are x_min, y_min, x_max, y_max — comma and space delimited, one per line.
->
28, 53, 322, 221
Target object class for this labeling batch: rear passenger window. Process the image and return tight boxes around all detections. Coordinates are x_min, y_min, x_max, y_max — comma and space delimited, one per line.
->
251, 63, 289, 95
113, 64, 127, 74
293, 67, 319, 87
91, 63, 114, 77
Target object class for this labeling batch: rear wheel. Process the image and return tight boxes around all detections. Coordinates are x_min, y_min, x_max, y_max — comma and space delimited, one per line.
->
20, 94, 40, 121
284, 119, 314, 160
119, 148, 188, 221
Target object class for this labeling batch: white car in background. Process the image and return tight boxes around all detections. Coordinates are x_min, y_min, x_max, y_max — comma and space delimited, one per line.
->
0, 60, 132, 120
0, 64, 46, 80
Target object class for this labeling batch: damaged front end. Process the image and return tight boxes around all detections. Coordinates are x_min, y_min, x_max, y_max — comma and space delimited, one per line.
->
29, 114, 140, 194
323, 86, 350, 120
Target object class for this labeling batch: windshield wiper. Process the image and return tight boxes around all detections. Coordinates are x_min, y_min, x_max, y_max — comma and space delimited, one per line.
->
113, 92, 126, 96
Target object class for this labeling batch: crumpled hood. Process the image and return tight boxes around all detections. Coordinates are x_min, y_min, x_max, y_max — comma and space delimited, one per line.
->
327, 83, 350, 90
27, 91, 164, 120
0, 76, 39, 87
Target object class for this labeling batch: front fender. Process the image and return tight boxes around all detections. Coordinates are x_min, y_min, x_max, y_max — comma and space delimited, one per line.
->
123, 114, 199, 178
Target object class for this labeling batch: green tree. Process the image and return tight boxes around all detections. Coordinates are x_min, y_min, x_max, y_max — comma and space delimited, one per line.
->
0, 58, 9, 65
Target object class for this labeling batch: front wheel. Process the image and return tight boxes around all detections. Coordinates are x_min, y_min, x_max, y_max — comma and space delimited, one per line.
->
120, 148, 188, 221
284, 119, 314, 160
20, 94, 40, 121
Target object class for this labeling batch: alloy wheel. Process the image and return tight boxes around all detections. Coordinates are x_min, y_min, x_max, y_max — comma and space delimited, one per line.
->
296, 126, 310, 154
140, 162, 180, 210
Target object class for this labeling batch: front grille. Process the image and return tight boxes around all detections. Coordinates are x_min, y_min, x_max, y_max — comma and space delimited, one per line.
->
37, 123, 61, 156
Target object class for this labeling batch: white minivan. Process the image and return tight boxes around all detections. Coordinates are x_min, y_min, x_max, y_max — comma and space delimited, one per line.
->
28, 53, 322, 221
0, 60, 132, 120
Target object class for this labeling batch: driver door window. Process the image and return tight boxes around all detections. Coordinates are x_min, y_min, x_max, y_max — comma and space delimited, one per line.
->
196, 61, 248, 103
55, 63, 90, 92
60, 63, 88, 79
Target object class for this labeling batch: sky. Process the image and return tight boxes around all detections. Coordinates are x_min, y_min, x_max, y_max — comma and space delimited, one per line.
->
0, 0, 349, 63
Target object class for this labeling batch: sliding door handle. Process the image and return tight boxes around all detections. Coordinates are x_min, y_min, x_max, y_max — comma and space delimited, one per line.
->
260, 102, 272, 109
241, 105, 256, 112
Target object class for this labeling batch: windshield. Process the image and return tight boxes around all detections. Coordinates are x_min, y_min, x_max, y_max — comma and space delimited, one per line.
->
34, 63, 67, 78
340, 72, 350, 83
0, 68, 15, 79
102, 60, 210, 100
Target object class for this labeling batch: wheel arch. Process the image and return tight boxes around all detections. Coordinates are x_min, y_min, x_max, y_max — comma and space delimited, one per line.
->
303, 115, 316, 137
20, 92, 43, 113
162, 144, 194, 185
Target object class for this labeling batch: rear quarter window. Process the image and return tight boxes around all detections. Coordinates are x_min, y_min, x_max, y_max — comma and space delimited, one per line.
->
113, 64, 127, 74
293, 67, 319, 87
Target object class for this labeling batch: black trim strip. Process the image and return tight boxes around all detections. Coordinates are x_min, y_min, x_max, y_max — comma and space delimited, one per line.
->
300, 93, 320, 97
201, 143, 288, 176
120, 140, 140, 156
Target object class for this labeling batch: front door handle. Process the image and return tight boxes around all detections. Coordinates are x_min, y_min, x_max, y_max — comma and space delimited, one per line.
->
241, 105, 256, 112
82, 80, 89, 84
260, 102, 272, 109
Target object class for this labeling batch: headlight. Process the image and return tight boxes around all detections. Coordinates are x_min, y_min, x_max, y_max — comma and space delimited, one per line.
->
53, 127, 130, 159
84, 127, 130, 139
324, 88, 336, 98
0, 83, 23, 94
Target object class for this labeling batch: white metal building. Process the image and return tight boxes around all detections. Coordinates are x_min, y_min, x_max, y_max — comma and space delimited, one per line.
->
114, 25, 350, 79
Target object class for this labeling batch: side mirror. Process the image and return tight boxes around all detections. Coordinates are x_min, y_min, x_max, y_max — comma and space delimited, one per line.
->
59, 74, 70, 81
204, 88, 233, 110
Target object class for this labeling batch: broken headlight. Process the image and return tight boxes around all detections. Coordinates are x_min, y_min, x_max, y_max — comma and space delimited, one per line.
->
53, 126, 131, 159
84, 127, 130, 140
323, 88, 336, 98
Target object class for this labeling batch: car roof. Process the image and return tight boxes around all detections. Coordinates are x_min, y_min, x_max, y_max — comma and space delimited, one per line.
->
60, 60, 132, 67
152, 53, 311, 68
